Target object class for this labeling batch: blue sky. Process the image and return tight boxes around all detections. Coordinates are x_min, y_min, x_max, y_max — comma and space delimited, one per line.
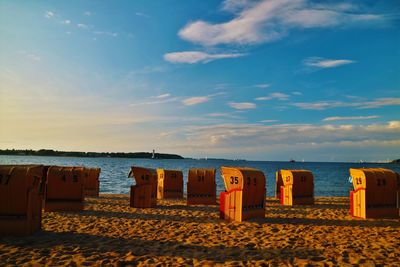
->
0, 0, 399, 161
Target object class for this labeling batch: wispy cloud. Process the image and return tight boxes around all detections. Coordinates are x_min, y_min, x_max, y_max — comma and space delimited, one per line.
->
77, 23, 90, 29
164, 51, 245, 64
183, 96, 210, 106
208, 113, 242, 119
254, 83, 270, 88
17, 50, 41, 62
292, 91, 302, 95
161, 121, 400, 157
135, 12, 150, 18
228, 102, 256, 110
255, 92, 290, 101
61, 20, 71, 25
260, 119, 278, 123
323, 116, 380, 122
130, 95, 178, 107
182, 92, 226, 106
293, 97, 400, 110
44, 11, 55, 18
178, 0, 384, 46
93, 31, 118, 37
153, 93, 171, 99
304, 57, 355, 68
84, 11, 92, 16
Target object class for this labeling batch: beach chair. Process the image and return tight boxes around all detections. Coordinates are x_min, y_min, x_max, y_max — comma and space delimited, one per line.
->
0, 165, 47, 236
157, 169, 183, 199
128, 166, 158, 208
275, 170, 284, 199
219, 167, 266, 222
187, 168, 216, 205
279, 169, 314, 206
44, 166, 85, 212
349, 168, 399, 219
84, 167, 101, 197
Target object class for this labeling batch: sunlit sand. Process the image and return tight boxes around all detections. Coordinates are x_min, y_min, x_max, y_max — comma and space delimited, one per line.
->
1, 195, 398, 266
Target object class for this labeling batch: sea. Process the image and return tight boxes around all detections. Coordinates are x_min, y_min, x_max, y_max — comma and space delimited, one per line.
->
1, 155, 399, 197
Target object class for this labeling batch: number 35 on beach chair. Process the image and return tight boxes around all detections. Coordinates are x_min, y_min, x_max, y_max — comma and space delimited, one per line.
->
128, 166, 158, 208
219, 167, 266, 222
157, 169, 184, 199
349, 168, 399, 219
187, 168, 216, 205
278, 170, 314, 206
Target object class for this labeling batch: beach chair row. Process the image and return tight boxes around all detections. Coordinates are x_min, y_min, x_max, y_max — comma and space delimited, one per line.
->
0, 165, 100, 236
129, 166, 400, 221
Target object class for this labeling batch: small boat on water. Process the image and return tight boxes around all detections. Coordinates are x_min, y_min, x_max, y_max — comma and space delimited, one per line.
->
289, 158, 296, 163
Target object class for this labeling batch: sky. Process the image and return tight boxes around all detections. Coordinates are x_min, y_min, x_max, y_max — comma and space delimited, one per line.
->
0, 0, 399, 162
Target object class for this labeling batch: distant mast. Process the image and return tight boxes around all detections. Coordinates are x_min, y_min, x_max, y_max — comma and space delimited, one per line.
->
152, 149, 155, 159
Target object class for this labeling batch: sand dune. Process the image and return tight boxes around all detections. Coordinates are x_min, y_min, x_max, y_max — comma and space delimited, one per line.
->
0, 195, 399, 266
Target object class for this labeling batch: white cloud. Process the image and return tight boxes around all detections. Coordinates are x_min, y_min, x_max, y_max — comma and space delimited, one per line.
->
323, 116, 380, 122
228, 102, 256, 110
77, 23, 90, 29
84, 11, 92, 16
254, 83, 270, 88
18, 50, 41, 62
292, 91, 302, 95
135, 12, 150, 18
93, 31, 118, 37
153, 93, 171, 99
178, 0, 383, 46
260, 119, 278, 123
130, 97, 178, 107
304, 57, 355, 68
255, 92, 290, 101
361, 98, 400, 109
45, 11, 55, 18
62, 20, 71, 25
183, 96, 210, 106
222, 0, 252, 12
293, 97, 400, 110
208, 113, 242, 119
163, 121, 400, 151
163, 51, 245, 64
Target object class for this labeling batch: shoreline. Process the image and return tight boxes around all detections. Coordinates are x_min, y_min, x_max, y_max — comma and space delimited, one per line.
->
1, 194, 399, 266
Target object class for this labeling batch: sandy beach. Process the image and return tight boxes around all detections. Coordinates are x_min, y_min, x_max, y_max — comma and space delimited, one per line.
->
0, 195, 399, 266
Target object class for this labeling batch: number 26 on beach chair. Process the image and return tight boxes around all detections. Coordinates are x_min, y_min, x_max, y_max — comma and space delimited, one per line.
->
349, 168, 399, 219
128, 166, 158, 208
187, 168, 217, 205
219, 167, 266, 222
278, 170, 314, 206
157, 169, 184, 199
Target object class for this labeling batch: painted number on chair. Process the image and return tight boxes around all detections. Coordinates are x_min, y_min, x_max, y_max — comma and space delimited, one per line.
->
230, 176, 239, 184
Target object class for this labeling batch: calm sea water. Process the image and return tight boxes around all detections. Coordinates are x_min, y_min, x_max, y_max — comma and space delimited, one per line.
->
1, 155, 399, 197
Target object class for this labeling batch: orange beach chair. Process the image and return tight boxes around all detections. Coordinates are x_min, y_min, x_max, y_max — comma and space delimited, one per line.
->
128, 166, 158, 208
349, 168, 399, 219
44, 166, 84, 212
0, 165, 47, 236
219, 167, 266, 222
187, 168, 216, 205
275, 170, 284, 199
278, 169, 314, 206
83, 167, 101, 197
157, 169, 183, 199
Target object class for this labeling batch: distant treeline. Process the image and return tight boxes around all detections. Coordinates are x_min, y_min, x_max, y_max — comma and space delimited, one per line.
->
391, 159, 400, 164
0, 149, 184, 159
